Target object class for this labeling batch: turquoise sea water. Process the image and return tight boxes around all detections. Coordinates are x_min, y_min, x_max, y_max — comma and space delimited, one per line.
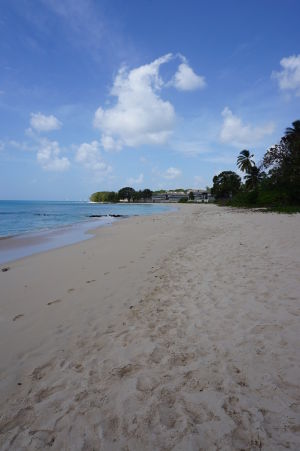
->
0, 201, 173, 264
0, 200, 171, 237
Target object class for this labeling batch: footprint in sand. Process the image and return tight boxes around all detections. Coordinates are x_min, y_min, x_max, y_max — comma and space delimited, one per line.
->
104, 271, 110, 275
86, 279, 96, 284
118, 265, 126, 270
13, 314, 24, 321
111, 363, 141, 378
47, 299, 62, 306
67, 288, 75, 293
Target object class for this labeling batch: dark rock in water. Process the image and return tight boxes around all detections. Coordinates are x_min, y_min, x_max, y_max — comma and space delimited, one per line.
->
88, 214, 125, 218
1, 266, 10, 272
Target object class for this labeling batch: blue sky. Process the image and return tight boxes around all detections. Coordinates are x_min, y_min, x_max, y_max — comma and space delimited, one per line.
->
0, 0, 299, 200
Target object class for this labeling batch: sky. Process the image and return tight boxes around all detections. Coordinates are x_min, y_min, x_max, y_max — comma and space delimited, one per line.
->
0, 0, 299, 200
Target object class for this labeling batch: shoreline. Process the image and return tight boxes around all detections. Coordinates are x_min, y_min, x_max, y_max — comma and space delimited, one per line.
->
0, 217, 115, 265
0, 204, 299, 450
0, 205, 175, 265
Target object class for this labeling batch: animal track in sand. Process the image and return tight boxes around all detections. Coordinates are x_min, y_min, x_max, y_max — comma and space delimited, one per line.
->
104, 271, 110, 275
111, 363, 141, 378
31, 361, 54, 381
86, 279, 96, 284
69, 362, 84, 373
0, 406, 35, 435
67, 288, 75, 293
34, 384, 64, 403
149, 346, 166, 364
27, 430, 56, 448
118, 265, 126, 269
136, 374, 160, 392
13, 314, 24, 321
169, 352, 195, 367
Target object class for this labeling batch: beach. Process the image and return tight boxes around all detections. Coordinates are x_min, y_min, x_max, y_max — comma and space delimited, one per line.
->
0, 204, 299, 450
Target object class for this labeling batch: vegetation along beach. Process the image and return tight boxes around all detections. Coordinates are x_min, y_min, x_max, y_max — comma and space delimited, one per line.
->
1, 1, 300, 450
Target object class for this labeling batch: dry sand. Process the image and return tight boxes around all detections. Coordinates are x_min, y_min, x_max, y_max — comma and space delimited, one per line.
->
0, 204, 299, 450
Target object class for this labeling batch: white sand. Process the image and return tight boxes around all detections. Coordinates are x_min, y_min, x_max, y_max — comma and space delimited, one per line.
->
0, 204, 299, 450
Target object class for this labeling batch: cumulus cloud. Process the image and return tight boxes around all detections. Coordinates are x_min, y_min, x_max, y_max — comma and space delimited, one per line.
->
220, 107, 274, 148
94, 54, 205, 152
163, 167, 182, 179
272, 54, 300, 96
37, 139, 70, 171
171, 63, 206, 91
127, 173, 144, 185
94, 54, 176, 150
30, 112, 62, 132
76, 140, 112, 174
100, 135, 122, 152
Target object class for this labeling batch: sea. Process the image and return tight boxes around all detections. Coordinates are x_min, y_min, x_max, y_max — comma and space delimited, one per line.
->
0, 200, 172, 264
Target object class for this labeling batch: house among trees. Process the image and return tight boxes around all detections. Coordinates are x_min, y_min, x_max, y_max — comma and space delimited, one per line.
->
152, 189, 214, 203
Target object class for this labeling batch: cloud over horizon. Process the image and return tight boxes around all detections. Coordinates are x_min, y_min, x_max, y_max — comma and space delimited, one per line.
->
220, 107, 274, 148
127, 173, 144, 185
75, 140, 112, 175
163, 167, 182, 179
37, 139, 70, 171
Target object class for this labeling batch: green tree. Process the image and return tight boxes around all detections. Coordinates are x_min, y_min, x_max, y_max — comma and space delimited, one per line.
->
285, 120, 300, 141
90, 192, 101, 202
89, 191, 118, 202
244, 165, 264, 190
188, 191, 194, 200
263, 120, 300, 203
141, 189, 153, 199
212, 171, 241, 199
237, 149, 254, 173
118, 187, 136, 202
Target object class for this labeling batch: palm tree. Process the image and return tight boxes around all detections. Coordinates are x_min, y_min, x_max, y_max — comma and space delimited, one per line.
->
285, 120, 300, 140
244, 165, 264, 190
237, 149, 254, 173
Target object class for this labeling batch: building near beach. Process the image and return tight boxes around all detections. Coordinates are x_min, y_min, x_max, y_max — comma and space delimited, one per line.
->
152, 190, 214, 203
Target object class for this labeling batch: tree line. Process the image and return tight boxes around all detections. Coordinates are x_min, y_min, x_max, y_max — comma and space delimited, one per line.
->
90, 187, 153, 203
211, 120, 300, 209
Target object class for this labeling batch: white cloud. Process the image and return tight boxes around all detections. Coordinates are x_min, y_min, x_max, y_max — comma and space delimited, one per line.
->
0, 141, 5, 151
127, 173, 144, 185
94, 54, 176, 150
8, 140, 34, 152
272, 54, 300, 96
37, 139, 70, 171
93, 54, 207, 151
30, 112, 62, 132
171, 63, 206, 91
220, 107, 274, 148
100, 134, 122, 151
163, 167, 182, 179
76, 140, 112, 174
